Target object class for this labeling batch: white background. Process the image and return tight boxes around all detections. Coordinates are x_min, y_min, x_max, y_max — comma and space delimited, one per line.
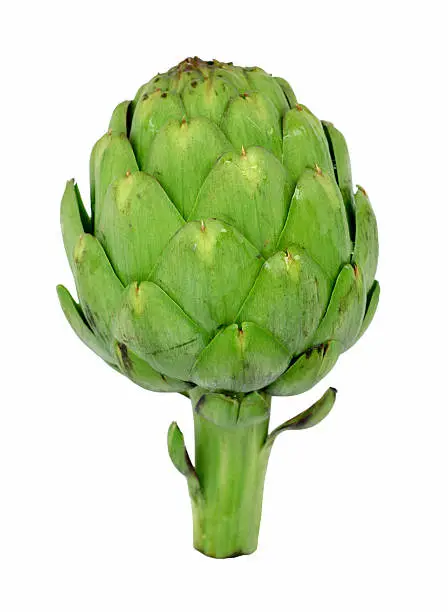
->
1, 1, 447, 610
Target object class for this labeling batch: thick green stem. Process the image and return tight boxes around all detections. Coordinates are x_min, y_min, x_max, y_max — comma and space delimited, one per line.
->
192, 395, 270, 558
167, 387, 336, 559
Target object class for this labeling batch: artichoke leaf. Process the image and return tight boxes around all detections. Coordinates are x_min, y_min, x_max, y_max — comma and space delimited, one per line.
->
167, 422, 203, 503
274, 77, 298, 108
277, 167, 352, 281
130, 90, 185, 170
114, 281, 209, 381
266, 340, 341, 396
190, 147, 294, 258
312, 263, 366, 350
192, 390, 241, 427
60, 180, 91, 272
190, 388, 271, 427
57, 284, 114, 364
354, 280, 380, 344
238, 391, 272, 425
353, 186, 379, 293
96, 171, 184, 285
244, 67, 289, 113
181, 74, 238, 124
263, 387, 337, 455
146, 116, 232, 219
173, 69, 205, 93
133, 74, 173, 104
115, 342, 191, 393
238, 246, 331, 355
90, 132, 138, 224
108, 100, 131, 135
220, 91, 283, 159
191, 322, 291, 393
151, 219, 263, 335
213, 65, 250, 92
282, 104, 334, 184
322, 121, 356, 236
72, 233, 124, 350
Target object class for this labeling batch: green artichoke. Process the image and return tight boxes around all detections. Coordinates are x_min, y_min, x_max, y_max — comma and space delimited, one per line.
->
58, 57, 379, 558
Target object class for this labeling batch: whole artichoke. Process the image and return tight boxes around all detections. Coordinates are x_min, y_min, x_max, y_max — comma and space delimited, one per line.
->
58, 57, 379, 558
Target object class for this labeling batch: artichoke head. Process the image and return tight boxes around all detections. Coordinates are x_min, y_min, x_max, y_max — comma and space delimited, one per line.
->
58, 57, 379, 395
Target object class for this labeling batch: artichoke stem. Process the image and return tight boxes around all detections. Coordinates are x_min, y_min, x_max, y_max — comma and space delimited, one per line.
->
167, 387, 336, 558
192, 400, 270, 558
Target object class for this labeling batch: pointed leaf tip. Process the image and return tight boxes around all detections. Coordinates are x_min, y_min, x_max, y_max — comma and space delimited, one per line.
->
264, 387, 337, 454
56, 283, 113, 363
167, 422, 202, 502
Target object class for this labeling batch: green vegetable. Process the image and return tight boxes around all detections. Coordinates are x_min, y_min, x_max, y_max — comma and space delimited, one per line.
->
58, 57, 380, 558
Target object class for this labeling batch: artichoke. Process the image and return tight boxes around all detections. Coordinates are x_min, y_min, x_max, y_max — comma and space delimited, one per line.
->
58, 57, 379, 558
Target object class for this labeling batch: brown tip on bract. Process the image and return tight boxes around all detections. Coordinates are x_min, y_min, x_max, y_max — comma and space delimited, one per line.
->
314, 163, 322, 176
107, 129, 112, 136
200, 220, 206, 232
181, 116, 187, 126
285, 249, 294, 263
125, 170, 131, 177
358, 185, 368, 197
296, 104, 303, 111
241, 145, 247, 157
353, 264, 360, 278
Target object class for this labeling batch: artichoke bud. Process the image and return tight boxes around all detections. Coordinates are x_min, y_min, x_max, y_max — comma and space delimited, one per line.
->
58, 57, 380, 558
60, 56, 379, 395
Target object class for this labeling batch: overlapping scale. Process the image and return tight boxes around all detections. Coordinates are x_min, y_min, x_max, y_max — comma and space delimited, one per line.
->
238, 246, 331, 355
191, 322, 291, 392
71, 233, 124, 349
114, 281, 209, 380
96, 171, 184, 284
274, 77, 297, 108
57, 284, 114, 364
189, 387, 270, 426
173, 69, 205, 93
278, 167, 352, 281
130, 90, 185, 170
60, 180, 91, 271
145, 117, 232, 218
151, 219, 263, 335
322, 120, 356, 235
356, 280, 380, 343
181, 74, 238, 124
312, 263, 366, 350
114, 341, 191, 392
90, 132, 138, 222
353, 187, 379, 293
220, 92, 282, 159
244, 67, 289, 113
134, 74, 173, 104
190, 147, 294, 258
213, 65, 250, 92
108, 100, 131, 135
282, 104, 334, 183
266, 341, 341, 396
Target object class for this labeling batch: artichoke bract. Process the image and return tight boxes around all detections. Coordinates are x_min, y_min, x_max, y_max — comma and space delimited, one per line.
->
58, 57, 380, 558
